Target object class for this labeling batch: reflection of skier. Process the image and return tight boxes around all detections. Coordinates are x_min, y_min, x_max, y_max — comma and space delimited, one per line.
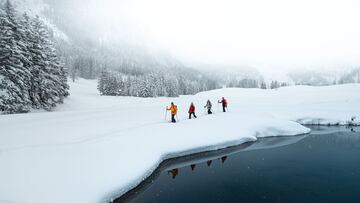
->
188, 102, 197, 119
218, 97, 228, 112
221, 156, 228, 163
168, 168, 179, 179
204, 100, 212, 114
167, 102, 178, 123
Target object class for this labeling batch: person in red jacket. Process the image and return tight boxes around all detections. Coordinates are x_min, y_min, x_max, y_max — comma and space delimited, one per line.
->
218, 97, 228, 112
188, 102, 197, 119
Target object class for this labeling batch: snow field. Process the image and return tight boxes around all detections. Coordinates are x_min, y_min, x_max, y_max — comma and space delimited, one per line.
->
1, 79, 359, 203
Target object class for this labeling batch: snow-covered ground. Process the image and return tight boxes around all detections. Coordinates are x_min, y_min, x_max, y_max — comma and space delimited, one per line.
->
1, 79, 359, 203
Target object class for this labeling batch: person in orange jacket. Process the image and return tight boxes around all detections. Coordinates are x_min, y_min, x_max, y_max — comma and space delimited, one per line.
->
188, 102, 197, 119
167, 102, 178, 123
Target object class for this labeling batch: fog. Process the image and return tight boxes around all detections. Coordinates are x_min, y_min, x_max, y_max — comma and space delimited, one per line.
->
19, 0, 360, 74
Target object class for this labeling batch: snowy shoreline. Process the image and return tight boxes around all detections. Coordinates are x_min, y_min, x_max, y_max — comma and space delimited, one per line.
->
115, 133, 313, 202
0, 80, 359, 203
95, 113, 311, 203
110, 132, 311, 203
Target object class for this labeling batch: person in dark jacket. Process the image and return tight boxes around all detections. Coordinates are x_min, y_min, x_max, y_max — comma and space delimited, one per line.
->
204, 100, 212, 114
188, 102, 197, 119
218, 97, 228, 112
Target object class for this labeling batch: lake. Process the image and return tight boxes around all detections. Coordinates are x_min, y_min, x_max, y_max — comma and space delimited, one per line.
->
116, 126, 360, 203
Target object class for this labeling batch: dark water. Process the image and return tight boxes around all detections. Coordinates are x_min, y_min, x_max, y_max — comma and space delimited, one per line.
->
117, 126, 360, 203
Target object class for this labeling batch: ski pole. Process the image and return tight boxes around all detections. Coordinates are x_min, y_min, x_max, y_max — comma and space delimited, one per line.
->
165, 108, 168, 121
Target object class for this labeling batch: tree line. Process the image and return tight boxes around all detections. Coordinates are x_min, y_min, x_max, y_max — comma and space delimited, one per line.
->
98, 68, 219, 97
226, 79, 287, 90
0, 0, 69, 114
98, 66, 292, 97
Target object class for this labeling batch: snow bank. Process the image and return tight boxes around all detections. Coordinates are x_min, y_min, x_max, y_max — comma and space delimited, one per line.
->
1, 80, 359, 203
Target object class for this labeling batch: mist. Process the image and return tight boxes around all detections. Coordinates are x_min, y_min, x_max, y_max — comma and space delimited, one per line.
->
11, 0, 360, 77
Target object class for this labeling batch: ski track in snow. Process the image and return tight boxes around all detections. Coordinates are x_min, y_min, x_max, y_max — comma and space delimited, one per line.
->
0, 79, 360, 203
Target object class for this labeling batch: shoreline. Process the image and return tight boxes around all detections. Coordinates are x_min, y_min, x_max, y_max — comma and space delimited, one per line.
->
110, 124, 358, 203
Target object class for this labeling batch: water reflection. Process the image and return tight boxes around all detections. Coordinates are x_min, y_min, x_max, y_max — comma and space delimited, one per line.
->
168, 156, 229, 180
115, 134, 308, 203
168, 169, 179, 179
123, 127, 360, 203
221, 156, 227, 163
310, 125, 358, 135
167, 156, 229, 180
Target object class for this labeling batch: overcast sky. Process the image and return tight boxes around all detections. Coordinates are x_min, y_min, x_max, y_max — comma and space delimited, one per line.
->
140, 0, 360, 71
26, 0, 360, 73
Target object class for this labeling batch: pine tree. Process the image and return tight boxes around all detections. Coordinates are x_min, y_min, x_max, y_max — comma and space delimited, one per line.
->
129, 77, 140, 97
108, 74, 120, 96
98, 69, 119, 96
280, 82, 288, 87
165, 76, 179, 97
270, 80, 280, 89
0, 2, 69, 114
260, 82, 267, 89
178, 76, 187, 95
98, 69, 109, 95
123, 76, 132, 96
20, 13, 37, 106
0, 0, 31, 113
30, 16, 69, 110
156, 73, 167, 97
117, 75, 126, 96
147, 72, 159, 97
137, 76, 151, 97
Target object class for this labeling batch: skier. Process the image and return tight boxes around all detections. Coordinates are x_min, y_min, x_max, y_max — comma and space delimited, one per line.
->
204, 99, 213, 114
167, 102, 178, 123
188, 102, 197, 119
218, 97, 228, 112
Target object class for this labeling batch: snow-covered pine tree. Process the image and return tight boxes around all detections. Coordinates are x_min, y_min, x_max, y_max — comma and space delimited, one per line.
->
137, 76, 153, 98
116, 75, 126, 96
280, 82, 288, 87
177, 76, 187, 95
165, 75, 179, 97
20, 12, 41, 108
30, 16, 69, 110
156, 73, 167, 97
129, 76, 140, 97
270, 81, 275, 89
98, 69, 110, 95
26, 16, 46, 108
186, 81, 198, 95
270, 80, 280, 89
123, 76, 132, 96
98, 69, 123, 96
0, 0, 31, 113
147, 72, 159, 97
108, 74, 120, 96
260, 82, 267, 89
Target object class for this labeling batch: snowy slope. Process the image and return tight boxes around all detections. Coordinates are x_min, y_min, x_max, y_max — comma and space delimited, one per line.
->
0, 80, 359, 203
